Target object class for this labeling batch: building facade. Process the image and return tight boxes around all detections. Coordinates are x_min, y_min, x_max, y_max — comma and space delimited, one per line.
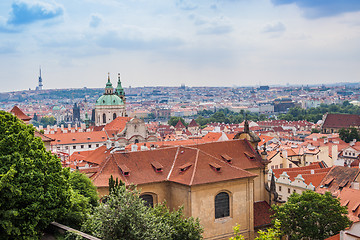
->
95, 73, 126, 126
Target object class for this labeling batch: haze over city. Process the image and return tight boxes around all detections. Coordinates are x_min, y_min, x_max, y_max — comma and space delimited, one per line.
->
1, 0, 360, 92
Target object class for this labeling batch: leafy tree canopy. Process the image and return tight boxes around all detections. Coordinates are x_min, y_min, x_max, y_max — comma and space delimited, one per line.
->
0, 111, 70, 239
168, 116, 187, 127
82, 184, 203, 240
271, 191, 351, 240
339, 127, 360, 143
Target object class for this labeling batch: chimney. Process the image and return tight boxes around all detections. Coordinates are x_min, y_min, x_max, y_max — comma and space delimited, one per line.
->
131, 144, 138, 152
106, 140, 112, 149
67, 124, 71, 130
332, 144, 338, 165
311, 169, 314, 174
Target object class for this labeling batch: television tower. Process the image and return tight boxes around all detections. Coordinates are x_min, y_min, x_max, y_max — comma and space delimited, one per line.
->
38, 67, 43, 90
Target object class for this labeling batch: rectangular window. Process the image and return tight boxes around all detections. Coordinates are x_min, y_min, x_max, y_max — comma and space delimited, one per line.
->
288, 188, 290, 194
65, 146, 68, 150
88, 144, 92, 148
96, 144, 99, 147
280, 164, 283, 168
81, 145, 84, 149
279, 186, 282, 191
275, 165, 278, 169
289, 163, 292, 168
73, 146, 76, 149
271, 166, 274, 169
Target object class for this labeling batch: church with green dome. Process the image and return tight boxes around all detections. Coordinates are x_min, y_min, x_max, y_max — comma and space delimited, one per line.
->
95, 73, 126, 126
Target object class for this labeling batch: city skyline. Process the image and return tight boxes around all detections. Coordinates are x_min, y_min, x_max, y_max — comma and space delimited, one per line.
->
1, 0, 360, 92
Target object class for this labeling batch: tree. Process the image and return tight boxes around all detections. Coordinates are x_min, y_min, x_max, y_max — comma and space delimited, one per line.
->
40, 116, 56, 127
82, 184, 203, 240
58, 171, 100, 229
339, 127, 360, 143
229, 220, 281, 240
0, 111, 70, 239
271, 191, 351, 240
168, 116, 187, 127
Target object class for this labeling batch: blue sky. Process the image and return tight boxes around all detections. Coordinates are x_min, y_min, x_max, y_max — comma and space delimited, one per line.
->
0, 0, 360, 92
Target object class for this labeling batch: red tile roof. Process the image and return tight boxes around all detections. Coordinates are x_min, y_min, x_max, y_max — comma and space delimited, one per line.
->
322, 113, 360, 129
89, 139, 264, 187
103, 116, 130, 134
10, 106, 31, 121
316, 166, 360, 197
175, 120, 186, 129
337, 187, 360, 222
254, 201, 272, 228
188, 119, 199, 127
46, 131, 107, 145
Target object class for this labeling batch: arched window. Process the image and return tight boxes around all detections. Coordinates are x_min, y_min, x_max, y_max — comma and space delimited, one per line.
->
215, 192, 230, 219
134, 139, 139, 144
140, 194, 153, 208
113, 113, 117, 120
103, 113, 106, 124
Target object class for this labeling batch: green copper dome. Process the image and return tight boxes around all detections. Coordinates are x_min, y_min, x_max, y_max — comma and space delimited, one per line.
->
95, 94, 124, 106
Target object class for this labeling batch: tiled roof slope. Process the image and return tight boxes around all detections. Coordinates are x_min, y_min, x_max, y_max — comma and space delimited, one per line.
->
188, 119, 199, 127
10, 106, 31, 121
254, 201, 272, 228
337, 187, 360, 222
322, 113, 360, 129
90, 139, 263, 187
316, 166, 360, 197
46, 131, 107, 145
175, 120, 186, 129
103, 116, 130, 134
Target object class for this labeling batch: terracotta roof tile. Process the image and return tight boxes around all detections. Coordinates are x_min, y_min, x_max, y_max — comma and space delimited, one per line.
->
89, 140, 263, 187
46, 131, 107, 145
10, 106, 31, 121
337, 187, 360, 222
322, 113, 360, 129
254, 201, 272, 228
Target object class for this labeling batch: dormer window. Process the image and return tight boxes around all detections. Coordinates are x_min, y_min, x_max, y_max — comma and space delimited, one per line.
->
323, 177, 334, 187
209, 162, 221, 172
179, 163, 192, 172
244, 152, 255, 160
151, 161, 163, 172
72, 138, 76, 141
118, 164, 130, 176
221, 154, 232, 164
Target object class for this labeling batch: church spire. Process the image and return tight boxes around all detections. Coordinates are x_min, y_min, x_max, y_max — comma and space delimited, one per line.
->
115, 72, 126, 103
105, 72, 113, 94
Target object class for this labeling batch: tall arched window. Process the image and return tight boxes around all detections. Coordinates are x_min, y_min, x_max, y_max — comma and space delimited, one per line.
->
102, 113, 106, 124
215, 192, 230, 219
140, 194, 153, 208
113, 113, 117, 120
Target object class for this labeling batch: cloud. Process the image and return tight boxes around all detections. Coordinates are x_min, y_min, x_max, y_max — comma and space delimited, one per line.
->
0, 17, 19, 33
96, 30, 184, 51
271, 0, 360, 19
90, 14, 102, 28
262, 22, 286, 33
192, 15, 233, 35
7, 0, 64, 25
175, 0, 198, 11
0, 42, 17, 54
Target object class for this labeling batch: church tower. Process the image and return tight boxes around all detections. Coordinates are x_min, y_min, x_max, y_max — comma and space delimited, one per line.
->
115, 73, 126, 104
94, 73, 126, 126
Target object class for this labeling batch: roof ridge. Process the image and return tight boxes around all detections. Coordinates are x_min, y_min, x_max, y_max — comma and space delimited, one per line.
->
166, 146, 180, 180
190, 149, 200, 185
113, 157, 129, 185
92, 153, 112, 181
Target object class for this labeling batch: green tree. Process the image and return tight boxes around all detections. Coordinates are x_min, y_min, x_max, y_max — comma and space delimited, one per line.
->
0, 111, 70, 239
82, 184, 203, 240
229, 220, 281, 240
339, 127, 360, 143
153, 204, 203, 240
272, 191, 351, 240
168, 116, 187, 127
40, 115, 57, 127
58, 171, 100, 229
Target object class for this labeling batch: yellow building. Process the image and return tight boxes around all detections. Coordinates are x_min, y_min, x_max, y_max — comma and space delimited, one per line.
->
84, 138, 270, 239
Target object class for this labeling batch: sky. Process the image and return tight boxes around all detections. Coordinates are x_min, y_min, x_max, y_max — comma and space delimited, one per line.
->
0, 0, 360, 92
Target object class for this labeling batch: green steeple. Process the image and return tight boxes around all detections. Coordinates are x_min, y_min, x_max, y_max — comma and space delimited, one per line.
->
115, 73, 125, 97
106, 72, 113, 89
